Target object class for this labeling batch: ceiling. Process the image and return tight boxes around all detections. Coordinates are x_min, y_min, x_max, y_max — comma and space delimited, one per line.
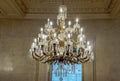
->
0, 0, 120, 19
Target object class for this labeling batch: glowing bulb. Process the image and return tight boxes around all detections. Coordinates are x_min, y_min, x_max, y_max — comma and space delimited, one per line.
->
68, 21, 71, 26
68, 34, 71, 38
63, 26, 65, 29
48, 18, 50, 22
53, 33, 56, 37
80, 28, 83, 32
80, 37, 83, 41
45, 35, 47, 38
60, 8, 63, 12
75, 18, 79, 22
34, 38, 37, 43
41, 28, 43, 31
32, 42, 35, 48
50, 21, 53, 26
91, 52, 94, 60
87, 41, 90, 45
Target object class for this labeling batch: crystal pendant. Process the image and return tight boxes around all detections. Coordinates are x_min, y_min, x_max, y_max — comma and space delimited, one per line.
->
54, 63, 67, 77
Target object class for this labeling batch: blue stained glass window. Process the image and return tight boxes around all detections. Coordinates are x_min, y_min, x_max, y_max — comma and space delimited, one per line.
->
51, 64, 82, 81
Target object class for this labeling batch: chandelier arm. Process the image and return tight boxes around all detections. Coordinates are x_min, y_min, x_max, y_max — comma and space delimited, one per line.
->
43, 53, 47, 56
32, 52, 46, 61
69, 57, 76, 63
32, 51, 41, 58
48, 39, 52, 44
44, 56, 55, 63
80, 57, 90, 63
78, 55, 90, 63
71, 39, 79, 45
38, 56, 47, 61
57, 37, 65, 42
67, 55, 73, 63
71, 53, 78, 57
77, 61, 82, 64
41, 56, 51, 63
69, 59, 76, 64
80, 56, 88, 60
34, 52, 44, 58
63, 52, 66, 59
78, 57, 88, 63
43, 51, 52, 56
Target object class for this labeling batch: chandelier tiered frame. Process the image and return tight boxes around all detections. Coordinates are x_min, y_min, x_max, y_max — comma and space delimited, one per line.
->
29, 5, 94, 65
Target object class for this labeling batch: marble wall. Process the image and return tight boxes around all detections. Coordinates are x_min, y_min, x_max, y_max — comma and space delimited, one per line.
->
0, 19, 120, 81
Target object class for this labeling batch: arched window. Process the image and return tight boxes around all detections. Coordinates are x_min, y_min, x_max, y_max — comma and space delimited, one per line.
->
51, 64, 82, 81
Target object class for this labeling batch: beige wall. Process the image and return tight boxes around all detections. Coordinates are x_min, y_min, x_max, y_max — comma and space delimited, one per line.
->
0, 19, 120, 81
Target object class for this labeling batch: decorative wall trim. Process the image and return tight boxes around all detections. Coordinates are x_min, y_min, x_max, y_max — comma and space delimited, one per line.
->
0, 0, 120, 19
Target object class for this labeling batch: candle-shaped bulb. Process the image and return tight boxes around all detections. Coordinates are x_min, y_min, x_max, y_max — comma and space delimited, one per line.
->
48, 18, 50, 22
80, 37, 83, 41
41, 28, 43, 32
63, 26, 65, 29
50, 21, 53, 26
87, 41, 90, 45
75, 18, 79, 23
68, 21, 71, 26
60, 8, 63, 12
68, 34, 71, 38
80, 28, 83, 32
34, 38, 37, 43
32, 42, 36, 48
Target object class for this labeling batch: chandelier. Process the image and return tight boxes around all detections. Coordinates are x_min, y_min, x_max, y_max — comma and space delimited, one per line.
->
29, 5, 94, 64
29, 4, 94, 78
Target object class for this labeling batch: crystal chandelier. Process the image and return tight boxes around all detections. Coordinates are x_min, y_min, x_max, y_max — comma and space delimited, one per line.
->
29, 5, 94, 78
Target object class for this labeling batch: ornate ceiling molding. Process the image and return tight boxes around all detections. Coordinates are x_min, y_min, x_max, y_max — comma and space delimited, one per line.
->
0, 0, 119, 19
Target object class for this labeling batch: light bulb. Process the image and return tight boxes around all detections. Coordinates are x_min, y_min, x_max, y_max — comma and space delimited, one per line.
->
60, 8, 63, 12
80, 28, 83, 32
91, 52, 94, 60
68, 21, 71, 26
50, 21, 53, 26
44, 35, 47, 38
41, 28, 43, 32
80, 37, 83, 41
63, 26, 65, 29
87, 41, 90, 45
75, 18, 79, 23
34, 38, 37, 43
68, 34, 71, 38
32, 42, 36, 48
48, 18, 50, 22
